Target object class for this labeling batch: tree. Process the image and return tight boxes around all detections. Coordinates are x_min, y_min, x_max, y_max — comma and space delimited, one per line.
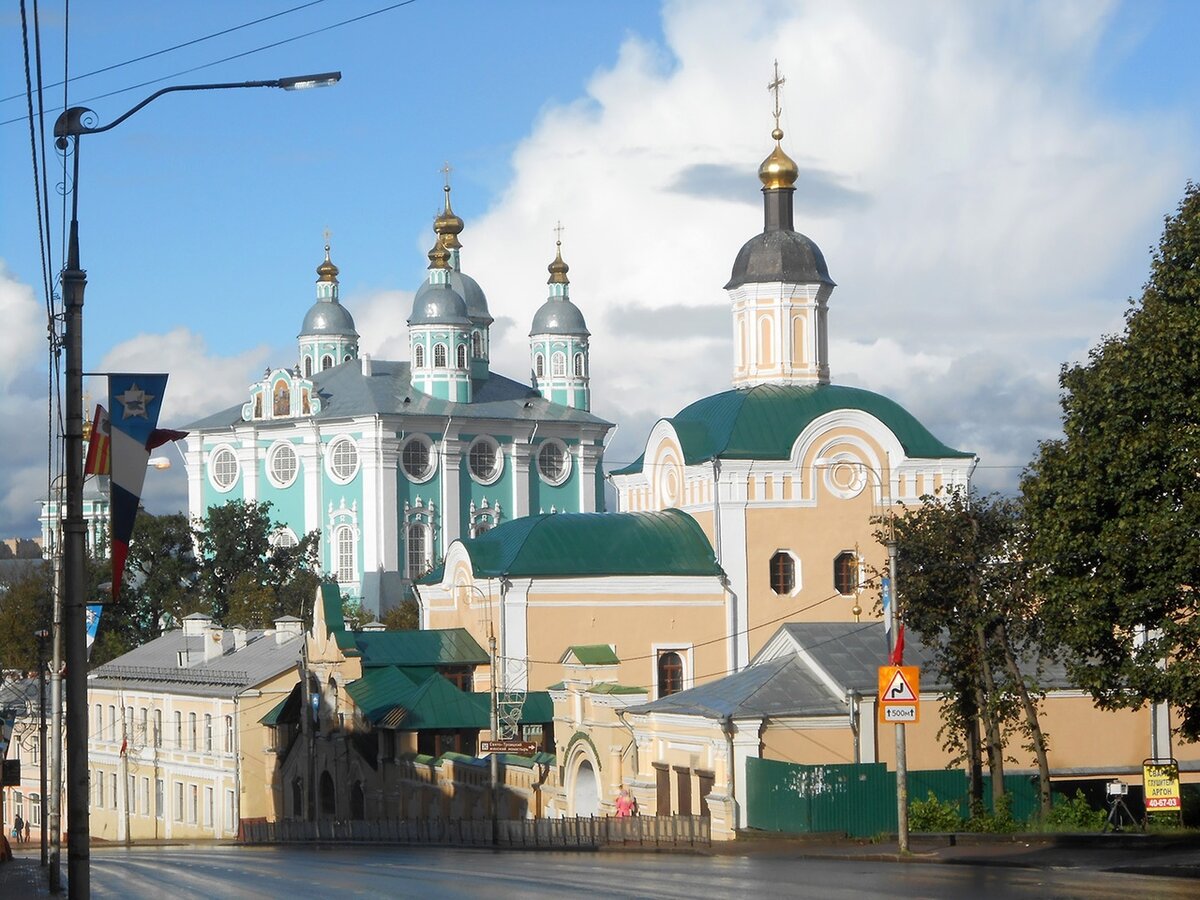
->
380, 597, 419, 631
194, 499, 323, 626
888, 490, 1052, 815
121, 512, 200, 636
1023, 183, 1200, 739
0, 562, 52, 672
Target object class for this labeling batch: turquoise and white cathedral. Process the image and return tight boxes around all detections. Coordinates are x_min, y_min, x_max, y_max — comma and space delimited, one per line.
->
186, 187, 612, 617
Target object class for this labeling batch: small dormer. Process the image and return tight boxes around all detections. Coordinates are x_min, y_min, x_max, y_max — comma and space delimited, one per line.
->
182, 612, 212, 636
560, 644, 620, 686
242, 367, 321, 422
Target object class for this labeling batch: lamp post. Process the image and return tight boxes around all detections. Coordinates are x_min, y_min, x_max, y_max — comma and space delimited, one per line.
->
813, 455, 909, 853
52, 70, 339, 899
34, 628, 50, 866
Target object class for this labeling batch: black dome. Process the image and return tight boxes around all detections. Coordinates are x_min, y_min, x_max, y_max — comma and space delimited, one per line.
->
725, 229, 835, 290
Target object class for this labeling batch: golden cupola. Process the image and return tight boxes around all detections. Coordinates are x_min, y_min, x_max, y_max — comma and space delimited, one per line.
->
433, 184, 465, 250
316, 243, 340, 283
758, 126, 799, 191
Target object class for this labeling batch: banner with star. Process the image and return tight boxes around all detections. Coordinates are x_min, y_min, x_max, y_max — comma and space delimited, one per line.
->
108, 373, 169, 601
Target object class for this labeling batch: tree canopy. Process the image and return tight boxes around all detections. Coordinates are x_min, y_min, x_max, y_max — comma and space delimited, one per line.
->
1023, 182, 1200, 739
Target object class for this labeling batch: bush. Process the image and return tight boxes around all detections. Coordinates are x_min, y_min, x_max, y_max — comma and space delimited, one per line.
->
909, 791, 963, 832
965, 792, 1019, 833
1043, 789, 1106, 831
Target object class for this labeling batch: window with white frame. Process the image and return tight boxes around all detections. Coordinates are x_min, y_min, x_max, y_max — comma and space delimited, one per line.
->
537, 440, 570, 485
268, 442, 299, 488
270, 527, 299, 549
657, 651, 684, 698
406, 522, 430, 579
204, 786, 214, 827
401, 434, 435, 483
472, 331, 483, 358
225, 716, 234, 753
834, 550, 860, 595
189, 784, 199, 824
204, 714, 213, 752
321, 354, 333, 371
189, 712, 197, 751
226, 790, 236, 830
156, 779, 164, 819
334, 524, 356, 584
456, 343, 467, 368
574, 352, 585, 377
209, 446, 239, 492
174, 711, 182, 748
304, 356, 313, 377
153, 709, 161, 747
552, 351, 566, 376
327, 437, 359, 483
414, 343, 425, 368
534, 353, 544, 378
467, 436, 502, 485
175, 781, 184, 822
434, 343, 448, 368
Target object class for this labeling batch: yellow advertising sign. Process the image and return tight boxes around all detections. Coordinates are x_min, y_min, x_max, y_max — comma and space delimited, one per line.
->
878, 665, 920, 724
1143, 761, 1182, 812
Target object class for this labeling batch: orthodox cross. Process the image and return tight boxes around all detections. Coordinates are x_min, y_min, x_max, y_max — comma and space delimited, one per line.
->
768, 60, 786, 130
553, 220, 565, 246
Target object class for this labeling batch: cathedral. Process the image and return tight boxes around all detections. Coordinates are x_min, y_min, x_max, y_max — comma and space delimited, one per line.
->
186, 188, 613, 617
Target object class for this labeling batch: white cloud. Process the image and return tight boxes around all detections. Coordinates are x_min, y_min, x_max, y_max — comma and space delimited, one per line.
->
0, 262, 45, 388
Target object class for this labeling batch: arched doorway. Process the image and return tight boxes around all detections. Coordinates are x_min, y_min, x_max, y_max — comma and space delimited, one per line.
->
572, 758, 600, 816
319, 771, 335, 818
350, 781, 365, 820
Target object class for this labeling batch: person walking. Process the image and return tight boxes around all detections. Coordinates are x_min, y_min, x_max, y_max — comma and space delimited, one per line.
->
614, 786, 634, 818
12, 813, 23, 843
23, 817, 30, 844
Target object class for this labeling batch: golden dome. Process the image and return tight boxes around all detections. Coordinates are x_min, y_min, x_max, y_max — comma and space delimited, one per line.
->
316, 243, 339, 283
547, 240, 570, 285
758, 127, 799, 191
427, 234, 450, 269
433, 185, 464, 250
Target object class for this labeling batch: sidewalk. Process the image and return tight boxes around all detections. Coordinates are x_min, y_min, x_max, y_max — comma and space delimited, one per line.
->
709, 831, 1200, 878
0, 850, 54, 896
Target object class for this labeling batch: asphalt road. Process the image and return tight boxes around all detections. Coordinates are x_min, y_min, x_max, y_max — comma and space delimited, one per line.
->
82, 845, 1200, 899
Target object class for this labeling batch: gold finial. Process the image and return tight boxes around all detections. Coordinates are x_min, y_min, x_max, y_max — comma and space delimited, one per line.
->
433, 163, 464, 249
316, 229, 339, 283
759, 61, 799, 190
547, 221, 569, 285
427, 233, 449, 270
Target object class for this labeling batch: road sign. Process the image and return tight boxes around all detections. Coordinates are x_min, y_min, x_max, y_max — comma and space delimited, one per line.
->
1143, 759, 1182, 812
878, 665, 920, 724
480, 740, 539, 756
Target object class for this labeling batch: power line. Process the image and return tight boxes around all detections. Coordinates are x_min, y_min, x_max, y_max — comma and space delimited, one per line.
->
0, 1, 421, 129
0, 1, 334, 106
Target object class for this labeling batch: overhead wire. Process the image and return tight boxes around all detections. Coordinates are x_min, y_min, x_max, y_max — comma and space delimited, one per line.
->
0, 1, 421, 129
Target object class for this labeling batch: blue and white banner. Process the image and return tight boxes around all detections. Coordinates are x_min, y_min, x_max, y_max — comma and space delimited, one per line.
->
881, 575, 893, 636
86, 603, 104, 659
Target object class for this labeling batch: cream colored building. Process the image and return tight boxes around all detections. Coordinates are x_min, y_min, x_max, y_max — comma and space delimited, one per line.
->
86, 612, 304, 841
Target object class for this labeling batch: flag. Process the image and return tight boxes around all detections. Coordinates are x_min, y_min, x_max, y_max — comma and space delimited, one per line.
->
146, 428, 188, 451
120, 738, 127, 756
889, 624, 906, 666
86, 604, 103, 659
84, 404, 111, 475
881, 575, 893, 636
108, 373, 169, 600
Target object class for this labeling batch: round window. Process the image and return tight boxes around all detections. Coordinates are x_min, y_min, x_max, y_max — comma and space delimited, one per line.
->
209, 447, 239, 492
327, 438, 359, 483
269, 443, 299, 488
537, 440, 570, 485
401, 435, 434, 483
468, 437, 502, 485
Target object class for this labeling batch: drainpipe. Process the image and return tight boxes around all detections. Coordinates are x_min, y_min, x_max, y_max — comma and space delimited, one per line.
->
722, 715, 736, 831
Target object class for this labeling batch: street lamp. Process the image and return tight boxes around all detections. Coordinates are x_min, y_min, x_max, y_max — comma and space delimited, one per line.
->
53, 70, 339, 899
34, 629, 50, 867
813, 455, 909, 853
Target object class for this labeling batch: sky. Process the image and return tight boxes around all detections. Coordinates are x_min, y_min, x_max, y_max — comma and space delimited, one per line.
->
1, 0, 1198, 539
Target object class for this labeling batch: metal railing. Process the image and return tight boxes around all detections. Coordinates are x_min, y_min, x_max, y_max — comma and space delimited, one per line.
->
241, 815, 711, 849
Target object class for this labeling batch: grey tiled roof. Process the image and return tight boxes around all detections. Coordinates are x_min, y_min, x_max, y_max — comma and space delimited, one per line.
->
88, 628, 302, 698
187, 360, 612, 430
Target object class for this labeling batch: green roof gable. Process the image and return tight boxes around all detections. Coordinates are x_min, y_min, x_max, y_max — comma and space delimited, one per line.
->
445, 509, 723, 579
611, 383, 973, 475
563, 644, 620, 665
342, 628, 489, 668
320, 583, 346, 633
344, 666, 418, 726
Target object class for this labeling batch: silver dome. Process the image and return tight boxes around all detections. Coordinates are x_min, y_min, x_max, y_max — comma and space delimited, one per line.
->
299, 299, 358, 337
529, 297, 589, 336
409, 282, 471, 326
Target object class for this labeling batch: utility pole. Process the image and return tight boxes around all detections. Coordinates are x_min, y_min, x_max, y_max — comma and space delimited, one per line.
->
120, 699, 131, 847
36, 628, 50, 866
489, 628, 499, 847
48, 519, 63, 892
887, 538, 909, 853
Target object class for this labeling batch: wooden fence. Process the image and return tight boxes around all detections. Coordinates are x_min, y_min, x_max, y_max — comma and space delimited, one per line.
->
241, 815, 710, 849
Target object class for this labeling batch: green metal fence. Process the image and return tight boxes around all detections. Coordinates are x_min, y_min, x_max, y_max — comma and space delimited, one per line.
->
745, 758, 1039, 837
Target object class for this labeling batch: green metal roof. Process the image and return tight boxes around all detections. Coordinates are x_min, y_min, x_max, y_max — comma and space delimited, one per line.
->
587, 683, 647, 695
445, 509, 722, 579
564, 644, 620, 665
611, 383, 973, 475
342, 628, 489, 668
344, 666, 418, 726
320, 583, 346, 633
259, 684, 301, 725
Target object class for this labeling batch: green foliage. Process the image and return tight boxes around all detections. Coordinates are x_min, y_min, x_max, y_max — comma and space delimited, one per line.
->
965, 792, 1018, 833
121, 512, 199, 636
1043, 790, 1106, 832
1022, 183, 1200, 739
0, 562, 52, 671
908, 791, 963, 832
380, 598, 420, 631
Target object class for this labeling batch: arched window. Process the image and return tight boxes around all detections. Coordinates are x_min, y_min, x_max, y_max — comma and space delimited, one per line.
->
770, 551, 796, 595
350, 781, 365, 820
319, 771, 335, 818
456, 343, 467, 368
321, 355, 333, 371
472, 331, 483, 358
334, 525, 355, 584
658, 651, 683, 698
204, 714, 212, 752
534, 353, 545, 378
189, 712, 197, 751
573, 352, 585, 377
414, 344, 425, 368
834, 551, 859, 595
253, 394, 263, 418
552, 351, 566, 376
304, 357, 313, 377
434, 343, 448, 368
291, 778, 303, 818
406, 523, 428, 578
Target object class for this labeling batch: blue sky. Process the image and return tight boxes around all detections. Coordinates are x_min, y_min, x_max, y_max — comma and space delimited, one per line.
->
1, 0, 1198, 537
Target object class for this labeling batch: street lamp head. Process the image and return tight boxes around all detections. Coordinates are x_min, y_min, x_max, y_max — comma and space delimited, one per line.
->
148, 456, 172, 470
277, 71, 342, 91
53, 106, 97, 144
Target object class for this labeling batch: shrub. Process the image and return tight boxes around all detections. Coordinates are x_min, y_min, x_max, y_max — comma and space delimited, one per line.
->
965, 792, 1019, 833
1043, 789, 1106, 832
909, 790, 963, 832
